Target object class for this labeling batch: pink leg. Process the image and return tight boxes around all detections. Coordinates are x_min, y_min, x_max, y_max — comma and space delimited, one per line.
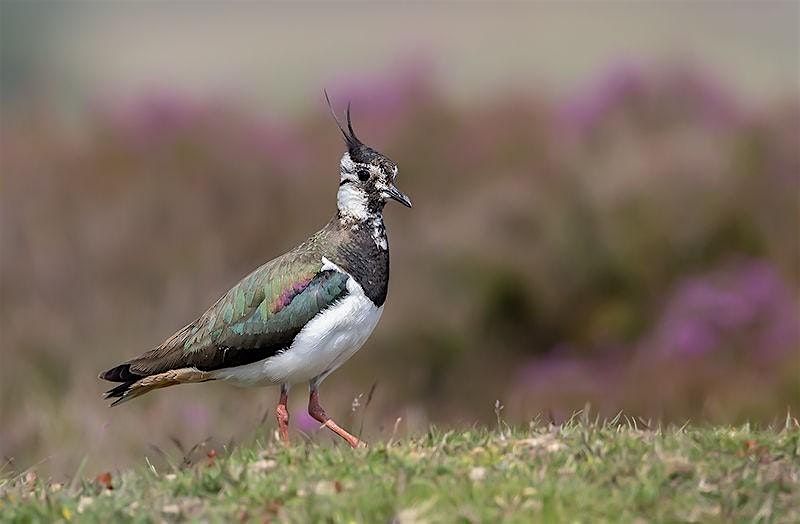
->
275, 384, 290, 444
308, 387, 365, 448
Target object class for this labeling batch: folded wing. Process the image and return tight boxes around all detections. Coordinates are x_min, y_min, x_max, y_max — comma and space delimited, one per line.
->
100, 256, 350, 383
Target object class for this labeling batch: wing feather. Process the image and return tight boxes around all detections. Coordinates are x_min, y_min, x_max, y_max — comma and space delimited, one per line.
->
105, 255, 350, 379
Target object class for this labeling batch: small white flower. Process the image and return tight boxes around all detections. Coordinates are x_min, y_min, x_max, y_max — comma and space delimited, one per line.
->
77, 496, 94, 514
162, 504, 180, 515
314, 480, 337, 496
249, 459, 277, 473
469, 467, 487, 481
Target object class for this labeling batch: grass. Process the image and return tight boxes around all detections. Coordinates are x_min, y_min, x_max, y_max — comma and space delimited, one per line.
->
2, 415, 798, 523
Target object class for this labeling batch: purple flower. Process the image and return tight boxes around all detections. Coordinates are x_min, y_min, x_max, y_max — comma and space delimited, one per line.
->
241, 119, 305, 172
558, 62, 645, 134
644, 259, 799, 359
668, 320, 720, 357
325, 57, 437, 141
296, 411, 320, 434
105, 89, 206, 145
328, 57, 434, 113
558, 62, 740, 136
662, 64, 740, 127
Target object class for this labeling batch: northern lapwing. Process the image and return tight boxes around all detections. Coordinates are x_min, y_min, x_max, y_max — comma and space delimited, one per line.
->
99, 95, 412, 448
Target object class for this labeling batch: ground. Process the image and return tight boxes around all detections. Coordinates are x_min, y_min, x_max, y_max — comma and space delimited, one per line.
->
2, 417, 798, 523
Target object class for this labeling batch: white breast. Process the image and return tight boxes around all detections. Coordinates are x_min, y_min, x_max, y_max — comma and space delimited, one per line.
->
210, 266, 383, 387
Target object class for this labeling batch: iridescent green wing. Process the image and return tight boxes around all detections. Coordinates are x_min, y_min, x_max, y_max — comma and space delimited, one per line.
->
126, 252, 349, 375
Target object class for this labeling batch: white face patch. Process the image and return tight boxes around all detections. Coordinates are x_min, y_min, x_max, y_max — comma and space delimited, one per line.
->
337, 152, 390, 249
338, 152, 380, 222
337, 182, 370, 221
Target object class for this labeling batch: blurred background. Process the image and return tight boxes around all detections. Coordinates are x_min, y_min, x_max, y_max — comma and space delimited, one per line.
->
1, 2, 798, 477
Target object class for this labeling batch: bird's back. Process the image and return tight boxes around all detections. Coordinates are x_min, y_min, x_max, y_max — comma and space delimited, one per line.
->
100, 222, 339, 384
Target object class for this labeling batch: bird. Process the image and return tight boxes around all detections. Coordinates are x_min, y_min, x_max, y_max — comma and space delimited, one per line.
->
99, 94, 412, 448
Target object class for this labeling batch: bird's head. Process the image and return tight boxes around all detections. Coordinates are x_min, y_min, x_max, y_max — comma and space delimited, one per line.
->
326, 93, 412, 220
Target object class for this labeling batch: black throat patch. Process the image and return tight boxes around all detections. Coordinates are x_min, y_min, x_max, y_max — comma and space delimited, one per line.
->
330, 217, 390, 307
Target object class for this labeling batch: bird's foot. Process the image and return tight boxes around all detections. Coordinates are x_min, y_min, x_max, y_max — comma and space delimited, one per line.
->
322, 419, 366, 448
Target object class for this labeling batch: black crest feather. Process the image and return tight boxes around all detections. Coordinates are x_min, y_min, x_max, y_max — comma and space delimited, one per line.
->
323, 90, 389, 167
324, 89, 364, 153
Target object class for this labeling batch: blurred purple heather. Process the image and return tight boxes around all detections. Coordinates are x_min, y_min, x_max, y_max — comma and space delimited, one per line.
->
648, 260, 799, 360
559, 62, 646, 135
322, 59, 441, 153
558, 63, 741, 138
328, 59, 436, 120
1, 60, 798, 476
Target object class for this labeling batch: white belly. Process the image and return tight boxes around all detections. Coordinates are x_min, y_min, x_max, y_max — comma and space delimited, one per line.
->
210, 276, 383, 387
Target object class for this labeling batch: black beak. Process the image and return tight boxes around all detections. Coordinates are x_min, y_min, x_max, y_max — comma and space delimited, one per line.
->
386, 184, 412, 208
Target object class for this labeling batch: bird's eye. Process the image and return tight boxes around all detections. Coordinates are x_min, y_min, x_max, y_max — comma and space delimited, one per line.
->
357, 169, 370, 182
